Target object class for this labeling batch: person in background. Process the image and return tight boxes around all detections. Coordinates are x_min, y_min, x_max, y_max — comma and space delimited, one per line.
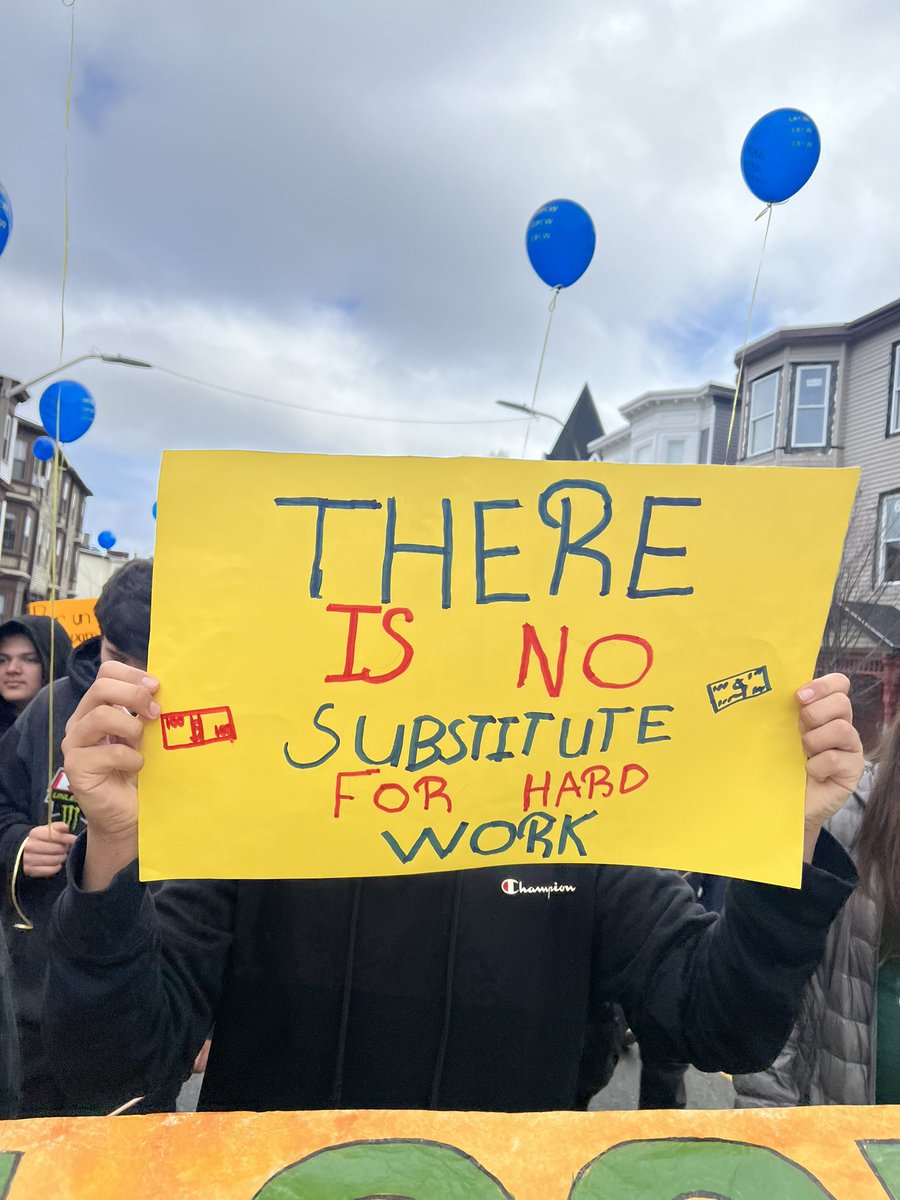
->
0, 560, 153, 1116
0, 615, 71, 739
734, 714, 900, 1107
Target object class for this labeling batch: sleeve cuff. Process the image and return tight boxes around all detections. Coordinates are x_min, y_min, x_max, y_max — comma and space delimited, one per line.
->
0, 823, 31, 873
809, 827, 857, 884
730, 828, 856, 933
52, 832, 151, 960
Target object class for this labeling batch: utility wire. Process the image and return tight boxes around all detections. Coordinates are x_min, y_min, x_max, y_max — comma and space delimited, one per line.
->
143, 362, 530, 426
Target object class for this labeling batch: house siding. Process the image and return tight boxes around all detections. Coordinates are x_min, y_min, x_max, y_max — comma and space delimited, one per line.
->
711, 399, 739, 464
841, 320, 900, 599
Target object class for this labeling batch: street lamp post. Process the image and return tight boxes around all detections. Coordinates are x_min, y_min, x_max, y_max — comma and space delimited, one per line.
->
495, 399, 581, 459
0, 353, 153, 610
1, 352, 152, 403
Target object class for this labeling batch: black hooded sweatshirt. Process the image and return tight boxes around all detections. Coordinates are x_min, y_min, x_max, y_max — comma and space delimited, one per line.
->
0, 637, 179, 1116
0, 616, 72, 738
0, 636, 99, 1026
45, 828, 856, 1116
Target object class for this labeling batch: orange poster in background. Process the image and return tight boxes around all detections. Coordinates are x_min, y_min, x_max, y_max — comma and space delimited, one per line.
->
27, 597, 99, 648
0, 1106, 897, 1198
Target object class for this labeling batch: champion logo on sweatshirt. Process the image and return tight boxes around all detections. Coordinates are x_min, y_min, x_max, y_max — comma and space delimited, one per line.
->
501, 878, 576, 897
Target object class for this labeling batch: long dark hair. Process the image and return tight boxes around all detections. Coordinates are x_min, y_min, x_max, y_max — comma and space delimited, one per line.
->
856, 715, 900, 954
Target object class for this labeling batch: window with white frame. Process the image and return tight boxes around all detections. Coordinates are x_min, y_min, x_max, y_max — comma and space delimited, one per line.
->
890, 343, 900, 436
790, 364, 831, 448
879, 492, 900, 584
11, 438, 28, 483
664, 438, 687, 464
747, 372, 779, 456
2, 511, 18, 555
632, 442, 654, 463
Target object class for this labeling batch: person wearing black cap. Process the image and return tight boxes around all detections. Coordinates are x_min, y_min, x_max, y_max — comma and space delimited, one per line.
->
0, 558, 152, 1115
0, 615, 71, 739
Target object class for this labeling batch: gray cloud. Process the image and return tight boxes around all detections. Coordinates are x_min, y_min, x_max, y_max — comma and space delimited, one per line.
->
2, 0, 900, 550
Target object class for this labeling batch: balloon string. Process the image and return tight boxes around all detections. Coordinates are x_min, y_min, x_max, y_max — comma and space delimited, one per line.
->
9, 836, 33, 932
46, 441, 62, 835
725, 203, 773, 461
58, 0, 75, 364
47, 0, 76, 831
521, 286, 561, 459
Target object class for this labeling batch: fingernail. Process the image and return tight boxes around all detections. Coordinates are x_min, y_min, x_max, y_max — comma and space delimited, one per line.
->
142, 675, 159, 690
149, 702, 161, 718
797, 687, 815, 702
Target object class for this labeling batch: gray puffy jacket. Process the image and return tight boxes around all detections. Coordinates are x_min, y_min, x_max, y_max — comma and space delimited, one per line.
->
733, 771, 879, 1106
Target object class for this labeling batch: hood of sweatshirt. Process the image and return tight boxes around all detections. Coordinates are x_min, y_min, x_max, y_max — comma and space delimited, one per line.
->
0, 615, 74, 735
0, 615, 72, 688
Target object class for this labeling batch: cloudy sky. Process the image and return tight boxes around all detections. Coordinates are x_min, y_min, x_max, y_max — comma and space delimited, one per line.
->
2, 0, 899, 555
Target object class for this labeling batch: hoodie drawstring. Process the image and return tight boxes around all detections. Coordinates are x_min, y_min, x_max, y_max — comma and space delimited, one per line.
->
330, 878, 363, 1107
429, 873, 462, 1109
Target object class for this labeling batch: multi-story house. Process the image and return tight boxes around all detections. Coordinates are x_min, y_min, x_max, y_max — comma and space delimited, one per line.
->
734, 296, 900, 740
587, 382, 738, 464
75, 541, 130, 597
0, 384, 92, 615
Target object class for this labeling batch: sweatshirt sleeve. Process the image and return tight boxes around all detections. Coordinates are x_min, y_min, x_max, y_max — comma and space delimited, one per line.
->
0, 725, 35, 879
44, 835, 236, 1111
593, 830, 856, 1076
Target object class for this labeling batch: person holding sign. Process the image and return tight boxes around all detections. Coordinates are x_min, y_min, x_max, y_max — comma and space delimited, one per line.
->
38, 664, 864, 1115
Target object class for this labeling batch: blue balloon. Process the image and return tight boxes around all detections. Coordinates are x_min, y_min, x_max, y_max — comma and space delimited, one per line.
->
0, 183, 11, 259
98, 530, 116, 551
741, 108, 821, 204
32, 436, 55, 462
151, 501, 157, 520
526, 199, 596, 288
39, 380, 95, 444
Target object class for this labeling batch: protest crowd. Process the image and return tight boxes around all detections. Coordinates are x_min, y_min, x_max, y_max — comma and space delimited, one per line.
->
0, 553, 894, 1122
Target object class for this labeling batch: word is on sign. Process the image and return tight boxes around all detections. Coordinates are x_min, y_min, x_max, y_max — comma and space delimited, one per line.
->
141, 452, 857, 885
0, 1107, 895, 1197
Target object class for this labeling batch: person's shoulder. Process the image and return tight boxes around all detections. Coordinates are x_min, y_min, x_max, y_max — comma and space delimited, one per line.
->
825, 767, 872, 855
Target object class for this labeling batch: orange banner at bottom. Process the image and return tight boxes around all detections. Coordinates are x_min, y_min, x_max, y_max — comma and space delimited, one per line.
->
0, 1106, 898, 1198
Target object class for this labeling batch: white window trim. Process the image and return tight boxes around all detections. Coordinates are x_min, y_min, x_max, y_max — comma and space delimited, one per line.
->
878, 490, 900, 585
790, 363, 831, 449
891, 344, 900, 436
746, 372, 779, 457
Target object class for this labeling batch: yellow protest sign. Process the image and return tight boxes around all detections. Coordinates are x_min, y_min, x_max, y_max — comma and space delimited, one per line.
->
141, 452, 857, 884
28, 597, 99, 648
0, 1106, 896, 1198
